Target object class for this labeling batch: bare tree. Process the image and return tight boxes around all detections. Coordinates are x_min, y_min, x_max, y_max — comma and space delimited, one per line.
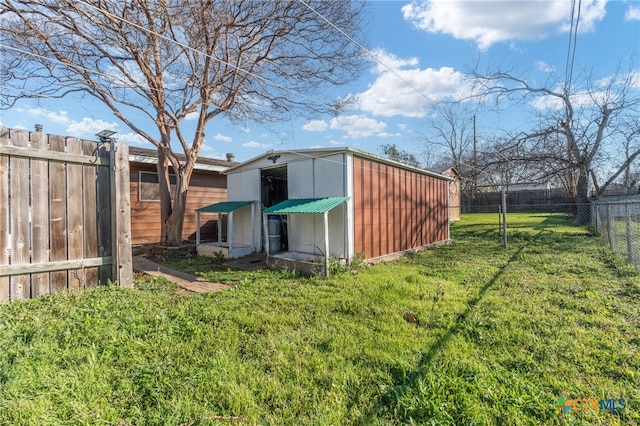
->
418, 102, 477, 196
472, 62, 640, 221
0, 0, 366, 244
422, 102, 474, 170
379, 143, 421, 168
591, 115, 640, 195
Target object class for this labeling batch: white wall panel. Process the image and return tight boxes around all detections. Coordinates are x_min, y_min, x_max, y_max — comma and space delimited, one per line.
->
288, 159, 314, 199
226, 170, 260, 250
313, 154, 345, 197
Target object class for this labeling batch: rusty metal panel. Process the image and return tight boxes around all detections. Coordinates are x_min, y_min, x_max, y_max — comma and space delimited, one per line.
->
353, 155, 449, 260
382, 164, 391, 257
353, 156, 364, 255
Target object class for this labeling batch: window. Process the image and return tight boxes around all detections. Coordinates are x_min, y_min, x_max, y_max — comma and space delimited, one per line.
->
139, 171, 176, 201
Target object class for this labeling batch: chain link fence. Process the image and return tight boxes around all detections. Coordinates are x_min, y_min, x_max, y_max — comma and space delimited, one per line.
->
464, 203, 592, 225
464, 198, 640, 272
592, 197, 640, 271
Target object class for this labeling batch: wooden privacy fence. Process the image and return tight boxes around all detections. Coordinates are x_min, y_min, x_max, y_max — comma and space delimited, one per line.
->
0, 126, 132, 302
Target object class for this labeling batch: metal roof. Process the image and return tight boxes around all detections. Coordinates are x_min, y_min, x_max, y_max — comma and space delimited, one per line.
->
223, 147, 452, 181
196, 200, 253, 213
129, 146, 237, 172
263, 197, 349, 214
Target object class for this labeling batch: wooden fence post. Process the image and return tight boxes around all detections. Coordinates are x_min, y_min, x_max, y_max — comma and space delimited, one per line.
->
10, 130, 30, 299
0, 127, 9, 301
110, 140, 133, 287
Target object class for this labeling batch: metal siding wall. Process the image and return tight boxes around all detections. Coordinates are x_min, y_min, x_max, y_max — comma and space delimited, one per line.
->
352, 156, 449, 260
314, 155, 347, 258
364, 159, 373, 257
382, 163, 391, 256
373, 162, 380, 258
393, 167, 399, 254
227, 169, 261, 249
288, 159, 313, 198
314, 154, 345, 197
353, 158, 363, 255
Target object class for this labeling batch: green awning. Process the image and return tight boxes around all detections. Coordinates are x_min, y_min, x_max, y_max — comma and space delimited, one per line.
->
263, 197, 349, 214
196, 200, 253, 213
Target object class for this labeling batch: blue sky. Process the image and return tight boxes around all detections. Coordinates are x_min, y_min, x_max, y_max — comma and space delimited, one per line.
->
1, 0, 639, 164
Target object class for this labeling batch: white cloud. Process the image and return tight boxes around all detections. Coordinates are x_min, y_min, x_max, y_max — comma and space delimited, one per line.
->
529, 94, 563, 110
377, 132, 401, 138
199, 144, 224, 159
369, 49, 420, 74
535, 61, 556, 73
309, 144, 324, 149
66, 117, 120, 139
118, 132, 151, 146
626, 6, 640, 21
329, 115, 387, 138
242, 141, 271, 148
18, 106, 70, 124
402, 0, 607, 50
530, 89, 599, 111
302, 120, 329, 132
214, 133, 232, 143
357, 51, 472, 117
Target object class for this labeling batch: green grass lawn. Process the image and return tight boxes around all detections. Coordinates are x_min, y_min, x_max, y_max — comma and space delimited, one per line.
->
1, 213, 639, 425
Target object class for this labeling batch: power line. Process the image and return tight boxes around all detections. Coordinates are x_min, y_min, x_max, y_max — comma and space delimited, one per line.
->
75, 0, 333, 111
564, 0, 582, 95
6, 1, 438, 130
5, 1, 451, 163
297, 0, 435, 105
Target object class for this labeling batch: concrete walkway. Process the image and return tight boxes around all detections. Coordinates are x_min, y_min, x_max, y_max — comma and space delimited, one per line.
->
132, 256, 232, 293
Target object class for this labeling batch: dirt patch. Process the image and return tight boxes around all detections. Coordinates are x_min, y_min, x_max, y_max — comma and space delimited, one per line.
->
132, 256, 232, 294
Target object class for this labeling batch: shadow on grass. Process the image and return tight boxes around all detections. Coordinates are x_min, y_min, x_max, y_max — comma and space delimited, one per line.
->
362, 243, 526, 423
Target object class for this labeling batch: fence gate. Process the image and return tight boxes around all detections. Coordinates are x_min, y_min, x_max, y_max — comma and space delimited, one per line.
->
0, 126, 132, 302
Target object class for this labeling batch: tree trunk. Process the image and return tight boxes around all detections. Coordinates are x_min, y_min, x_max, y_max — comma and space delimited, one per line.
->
157, 148, 190, 245
574, 169, 591, 225
164, 188, 188, 245
157, 149, 173, 243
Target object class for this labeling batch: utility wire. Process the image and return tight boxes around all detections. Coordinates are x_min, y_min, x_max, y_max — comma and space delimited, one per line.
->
297, 0, 435, 105
564, 0, 582, 95
6, 0, 451, 169
7, 1, 437, 129
75, 0, 333, 111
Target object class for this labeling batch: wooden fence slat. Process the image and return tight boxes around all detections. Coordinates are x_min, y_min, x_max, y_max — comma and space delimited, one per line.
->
96, 142, 112, 284
0, 127, 9, 301
9, 129, 31, 300
49, 134, 68, 293
82, 140, 99, 288
0, 144, 109, 165
113, 142, 133, 286
30, 130, 50, 297
66, 137, 85, 289
0, 256, 112, 276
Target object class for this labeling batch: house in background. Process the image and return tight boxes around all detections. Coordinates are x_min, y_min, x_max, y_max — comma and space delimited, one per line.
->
442, 167, 461, 222
129, 147, 237, 244
216, 148, 451, 275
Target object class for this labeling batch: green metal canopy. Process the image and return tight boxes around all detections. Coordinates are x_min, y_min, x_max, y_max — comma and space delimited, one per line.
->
196, 200, 253, 213
263, 197, 349, 214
